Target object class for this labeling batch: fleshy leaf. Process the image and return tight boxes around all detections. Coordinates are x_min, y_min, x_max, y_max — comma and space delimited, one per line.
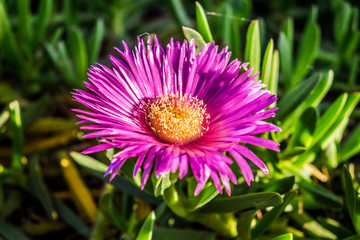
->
136, 211, 156, 240
197, 192, 282, 213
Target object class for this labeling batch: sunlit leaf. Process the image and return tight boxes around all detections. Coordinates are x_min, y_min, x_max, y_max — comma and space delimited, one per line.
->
269, 49, 279, 100
261, 39, 274, 88
245, 20, 261, 76
182, 27, 206, 53
9, 100, 23, 171
270, 233, 293, 240
136, 211, 155, 240
195, 1, 213, 43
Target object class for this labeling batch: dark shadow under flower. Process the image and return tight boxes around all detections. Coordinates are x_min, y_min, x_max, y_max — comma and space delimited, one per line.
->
72, 35, 281, 196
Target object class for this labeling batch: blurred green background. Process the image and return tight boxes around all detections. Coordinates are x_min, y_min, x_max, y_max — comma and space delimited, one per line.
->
1, 0, 360, 239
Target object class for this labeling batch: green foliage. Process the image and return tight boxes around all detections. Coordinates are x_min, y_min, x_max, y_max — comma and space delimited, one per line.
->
1, 0, 360, 239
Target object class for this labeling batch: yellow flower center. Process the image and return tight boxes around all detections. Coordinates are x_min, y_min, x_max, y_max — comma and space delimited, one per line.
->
145, 93, 210, 144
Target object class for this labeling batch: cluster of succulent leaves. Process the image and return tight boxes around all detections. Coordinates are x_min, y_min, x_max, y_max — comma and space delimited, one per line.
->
1, 0, 360, 239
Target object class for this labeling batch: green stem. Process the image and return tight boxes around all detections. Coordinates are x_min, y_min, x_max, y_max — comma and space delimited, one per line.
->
162, 183, 238, 237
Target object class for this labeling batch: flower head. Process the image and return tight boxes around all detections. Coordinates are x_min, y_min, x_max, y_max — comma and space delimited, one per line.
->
72, 35, 280, 196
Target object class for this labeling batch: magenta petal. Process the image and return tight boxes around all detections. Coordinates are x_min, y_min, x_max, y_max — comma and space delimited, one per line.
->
229, 149, 254, 185
81, 143, 113, 154
235, 145, 269, 174
238, 136, 280, 151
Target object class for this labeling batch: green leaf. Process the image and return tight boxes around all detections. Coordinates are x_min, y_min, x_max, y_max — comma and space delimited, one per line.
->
343, 235, 360, 240
153, 228, 215, 240
269, 49, 279, 98
17, 0, 32, 49
287, 107, 317, 149
252, 191, 296, 238
303, 70, 334, 109
195, 1, 213, 43
339, 123, 360, 162
88, 19, 105, 64
182, 27, 206, 53
49, 27, 64, 46
279, 146, 306, 160
188, 184, 219, 211
52, 196, 91, 237
1, 189, 22, 216
237, 209, 257, 240
278, 33, 292, 87
261, 39, 274, 88
33, 0, 53, 48
9, 101, 23, 171
299, 179, 343, 208
0, 0, 22, 64
348, 55, 359, 88
279, 70, 333, 140
223, 4, 241, 58
28, 156, 57, 221
0, 219, 29, 240
256, 176, 295, 195
21, 97, 49, 127
344, 8, 360, 59
63, 0, 77, 27
282, 18, 294, 49
68, 27, 88, 81
334, 1, 352, 49
153, 174, 172, 197
324, 141, 338, 169
136, 211, 155, 240
0, 110, 9, 128
312, 93, 348, 145
317, 217, 354, 239
197, 192, 282, 213
99, 191, 128, 231
319, 93, 360, 149
278, 18, 293, 86
270, 233, 293, 240
70, 152, 161, 205
46, 40, 77, 88
245, 20, 261, 76
291, 7, 320, 87
289, 211, 337, 239
170, 0, 192, 27
342, 165, 360, 234
276, 73, 319, 121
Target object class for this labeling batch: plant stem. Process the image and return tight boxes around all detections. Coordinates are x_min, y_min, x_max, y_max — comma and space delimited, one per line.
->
162, 183, 238, 237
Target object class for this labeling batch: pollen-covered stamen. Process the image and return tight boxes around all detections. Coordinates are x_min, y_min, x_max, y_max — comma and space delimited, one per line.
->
145, 93, 210, 144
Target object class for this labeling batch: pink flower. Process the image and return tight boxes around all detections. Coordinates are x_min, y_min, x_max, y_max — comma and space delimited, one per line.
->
72, 36, 280, 196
